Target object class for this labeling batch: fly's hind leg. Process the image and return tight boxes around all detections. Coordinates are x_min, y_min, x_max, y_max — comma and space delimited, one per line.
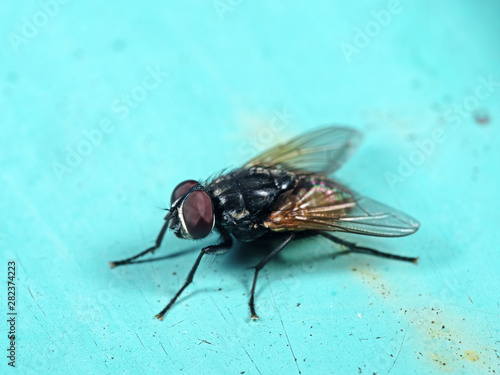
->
320, 232, 418, 264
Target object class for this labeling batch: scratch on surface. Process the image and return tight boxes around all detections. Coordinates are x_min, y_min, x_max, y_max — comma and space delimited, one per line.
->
209, 294, 227, 322
27, 286, 47, 317
134, 330, 146, 349
135, 286, 154, 311
137, 287, 148, 302
101, 303, 113, 320
160, 344, 171, 359
387, 323, 409, 375
448, 303, 492, 315
227, 310, 263, 375
267, 279, 302, 375
241, 344, 262, 375
359, 336, 385, 341
198, 339, 213, 345
168, 319, 185, 328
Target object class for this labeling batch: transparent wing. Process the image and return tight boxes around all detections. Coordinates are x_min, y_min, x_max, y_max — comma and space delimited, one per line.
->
328, 196, 420, 237
244, 126, 362, 176
263, 179, 420, 237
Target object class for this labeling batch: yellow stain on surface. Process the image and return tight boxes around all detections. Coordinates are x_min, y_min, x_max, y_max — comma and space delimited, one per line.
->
348, 265, 497, 373
463, 350, 479, 362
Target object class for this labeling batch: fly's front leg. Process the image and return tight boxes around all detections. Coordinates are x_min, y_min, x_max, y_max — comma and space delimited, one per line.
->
155, 234, 233, 321
109, 221, 169, 268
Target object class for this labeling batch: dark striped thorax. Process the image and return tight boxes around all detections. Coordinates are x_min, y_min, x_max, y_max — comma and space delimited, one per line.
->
204, 166, 297, 241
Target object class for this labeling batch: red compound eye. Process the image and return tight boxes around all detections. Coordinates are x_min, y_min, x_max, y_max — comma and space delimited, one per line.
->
170, 180, 199, 204
182, 191, 214, 239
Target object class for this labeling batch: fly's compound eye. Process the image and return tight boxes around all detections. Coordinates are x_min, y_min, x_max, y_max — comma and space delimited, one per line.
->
181, 191, 214, 239
171, 180, 199, 205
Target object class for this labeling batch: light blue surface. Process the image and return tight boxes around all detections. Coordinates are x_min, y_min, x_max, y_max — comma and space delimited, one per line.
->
1, 1, 499, 374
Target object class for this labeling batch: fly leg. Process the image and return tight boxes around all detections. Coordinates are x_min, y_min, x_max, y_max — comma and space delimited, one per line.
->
155, 235, 233, 320
109, 221, 170, 268
320, 232, 418, 264
249, 233, 295, 320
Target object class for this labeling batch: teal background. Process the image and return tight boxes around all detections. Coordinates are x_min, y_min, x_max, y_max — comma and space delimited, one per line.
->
1, 1, 499, 374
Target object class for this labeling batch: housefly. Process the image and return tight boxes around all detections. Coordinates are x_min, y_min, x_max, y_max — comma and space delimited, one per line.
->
109, 126, 420, 320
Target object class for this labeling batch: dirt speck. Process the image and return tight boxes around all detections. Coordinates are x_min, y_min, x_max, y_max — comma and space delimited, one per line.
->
430, 353, 450, 368
474, 109, 490, 125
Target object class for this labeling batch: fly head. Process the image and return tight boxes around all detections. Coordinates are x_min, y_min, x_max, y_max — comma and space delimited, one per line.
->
166, 180, 215, 240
